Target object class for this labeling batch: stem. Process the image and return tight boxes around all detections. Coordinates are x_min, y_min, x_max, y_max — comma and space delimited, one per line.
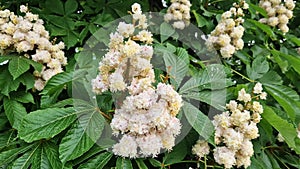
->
231, 68, 255, 83
95, 107, 112, 121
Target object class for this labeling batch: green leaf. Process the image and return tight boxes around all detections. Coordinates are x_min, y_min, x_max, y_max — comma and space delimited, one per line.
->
262, 106, 300, 154
179, 64, 232, 94
183, 89, 227, 111
116, 158, 133, 169
182, 101, 214, 140
264, 84, 300, 122
3, 97, 27, 130
247, 19, 277, 40
0, 143, 34, 166
41, 72, 73, 95
160, 22, 175, 42
19, 107, 77, 143
11, 91, 35, 104
259, 71, 282, 85
12, 143, 40, 169
44, 142, 63, 169
31, 145, 51, 169
148, 159, 161, 167
59, 101, 105, 163
135, 159, 148, 169
246, 55, 269, 80
192, 10, 208, 27
271, 50, 300, 75
45, 0, 64, 15
65, 0, 78, 15
8, 57, 30, 80
162, 48, 189, 89
93, 14, 114, 26
78, 152, 112, 169
163, 140, 187, 165
248, 2, 267, 18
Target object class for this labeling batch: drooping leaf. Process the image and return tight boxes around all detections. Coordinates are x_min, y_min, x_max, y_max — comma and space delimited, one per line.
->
3, 97, 27, 130
182, 101, 214, 140
19, 107, 77, 143
78, 152, 112, 169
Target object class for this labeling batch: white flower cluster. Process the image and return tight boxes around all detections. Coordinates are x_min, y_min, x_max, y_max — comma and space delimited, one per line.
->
259, 0, 295, 33
92, 3, 183, 158
206, 1, 249, 58
212, 83, 266, 168
0, 5, 67, 90
164, 0, 191, 30
192, 139, 210, 159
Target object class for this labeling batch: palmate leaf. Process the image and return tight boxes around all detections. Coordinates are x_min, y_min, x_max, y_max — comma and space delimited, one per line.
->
78, 152, 113, 169
3, 97, 27, 130
19, 107, 77, 143
59, 101, 105, 163
182, 101, 214, 140
262, 106, 300, 154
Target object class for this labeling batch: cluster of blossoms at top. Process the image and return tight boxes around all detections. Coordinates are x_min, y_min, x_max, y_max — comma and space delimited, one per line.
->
259, 0, 295, 33
0, 5, 67, 90
206, 0, 248, 58
164, 0, 191, 30
192, 83, 267, 168
91, 3, 183, 158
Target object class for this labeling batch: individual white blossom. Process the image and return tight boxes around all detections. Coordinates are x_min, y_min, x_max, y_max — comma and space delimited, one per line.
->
213, 146, 236, 169
206, 1, 248, 58
92, 3, 183, 158
0, 5, 67, 90
192, 140, 210, 159
259, 0, 295, 33
164, 0, 191, 29
112, 135, 138, 158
